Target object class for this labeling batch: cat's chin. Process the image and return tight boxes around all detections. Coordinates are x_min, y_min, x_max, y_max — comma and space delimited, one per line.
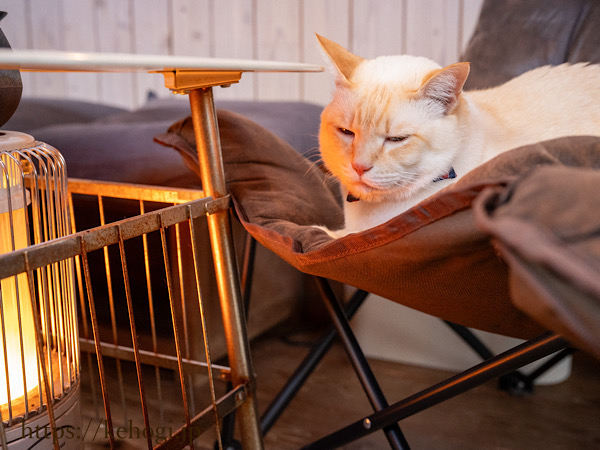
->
344, 182, 389, 203
345, 185, 416, 203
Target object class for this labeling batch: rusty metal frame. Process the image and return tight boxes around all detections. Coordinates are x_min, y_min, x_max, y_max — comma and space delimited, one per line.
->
0, 64, 264, 448
0, 186, 254, 448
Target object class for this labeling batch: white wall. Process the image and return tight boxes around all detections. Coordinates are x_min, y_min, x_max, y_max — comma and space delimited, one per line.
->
0, 0, 483, 109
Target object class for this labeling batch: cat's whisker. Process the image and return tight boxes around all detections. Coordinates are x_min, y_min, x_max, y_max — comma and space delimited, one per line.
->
321, 172, 339, 189
304, 159, 326, 177
303, 146, 322, 160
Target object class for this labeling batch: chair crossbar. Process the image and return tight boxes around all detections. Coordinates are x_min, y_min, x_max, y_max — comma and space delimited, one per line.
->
302, 332, 568, 449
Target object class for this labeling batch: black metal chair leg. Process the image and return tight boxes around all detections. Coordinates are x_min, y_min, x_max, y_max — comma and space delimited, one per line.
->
215, 397, 242, 450
240, 232, 257, 314
444, 321, 573, 395
497, 347, 574, 395
444, 321, 496, 360
302, 332, 569, 449
443, 321, 530, 393
261, 289, 370, 434
314, 278, 410, 450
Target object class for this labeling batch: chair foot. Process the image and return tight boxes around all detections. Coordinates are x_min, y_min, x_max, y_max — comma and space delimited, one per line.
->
215, 440, 243, 450
498, 372, 534, 396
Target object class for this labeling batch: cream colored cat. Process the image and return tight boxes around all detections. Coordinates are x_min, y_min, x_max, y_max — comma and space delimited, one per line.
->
316, 34, 600, 238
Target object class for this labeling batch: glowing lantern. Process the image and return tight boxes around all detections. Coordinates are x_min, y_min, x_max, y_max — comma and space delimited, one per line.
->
0, 131, 79, 449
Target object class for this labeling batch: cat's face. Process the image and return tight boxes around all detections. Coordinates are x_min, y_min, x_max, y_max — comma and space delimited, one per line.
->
317, 35, 469, 202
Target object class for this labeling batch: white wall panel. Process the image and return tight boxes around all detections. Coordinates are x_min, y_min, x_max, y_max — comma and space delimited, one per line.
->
302, 0, 350, 105
255, 0, 302, 101
213, 0, 256, 100
0, 0, 35, 94
60, 0, 100, 102
171, 0, 211, 57
94, 0, 137, 108
132, 0, 172, 106
0, 0, 483, 107
405, 0, 460, 66
352, 0, 406, 58
0, 0, 30, 49
28, 0, 67, 98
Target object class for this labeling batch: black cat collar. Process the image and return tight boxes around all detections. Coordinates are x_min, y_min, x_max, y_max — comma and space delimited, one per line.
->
432, 167, 457, 182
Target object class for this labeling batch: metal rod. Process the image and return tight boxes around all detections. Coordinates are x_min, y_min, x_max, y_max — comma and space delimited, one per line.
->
25, 263, 58, 450
188, 87, 263, 449
0, 198, 217, 280
444, 320, 525, 391
80, 243, 115, 447
444, 321, 495, 360
188, 209, 223, 450
241, 233, 257, 314
78, 338, 231, 377
527, 347, 574, 381
139, 200, 165, 423
0, 408, 7, 449
117, 227, 153, 449
67, 178, 205, 204
303, 332, 568, 449
219, 233, 258, 447
70, 192, 99, 420
261, 289, 369, 435
155, 385, 247, 450
160, 223, 194, 448
98, 195, 128, 421
0, 156, 27, 420
314, 278, 409, 449
175, 222, 197, 416
218, 233, 257, 449
0, 286, 13, 423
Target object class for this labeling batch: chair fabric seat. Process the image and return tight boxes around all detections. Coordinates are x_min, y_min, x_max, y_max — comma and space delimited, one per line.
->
156, 111, 600, 352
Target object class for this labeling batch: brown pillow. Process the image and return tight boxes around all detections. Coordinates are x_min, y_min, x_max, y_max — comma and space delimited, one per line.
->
156, 110, 600, 341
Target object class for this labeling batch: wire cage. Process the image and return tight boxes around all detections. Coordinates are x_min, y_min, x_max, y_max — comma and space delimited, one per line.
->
0, 133, 258, 448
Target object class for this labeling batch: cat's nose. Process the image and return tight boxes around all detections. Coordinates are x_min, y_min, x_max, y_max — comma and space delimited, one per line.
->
352, 162, 373, 177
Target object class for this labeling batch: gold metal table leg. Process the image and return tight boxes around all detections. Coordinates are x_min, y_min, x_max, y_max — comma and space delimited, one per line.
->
188, 87, 263, 449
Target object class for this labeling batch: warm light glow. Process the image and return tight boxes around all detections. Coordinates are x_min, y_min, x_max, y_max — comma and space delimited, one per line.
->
0, 170, 39, 408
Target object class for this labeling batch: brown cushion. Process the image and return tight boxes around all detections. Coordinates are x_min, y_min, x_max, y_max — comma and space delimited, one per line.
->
155, 111, 600, 342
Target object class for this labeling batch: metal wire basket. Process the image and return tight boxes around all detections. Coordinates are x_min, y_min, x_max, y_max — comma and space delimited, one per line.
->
0, 135, 258, 448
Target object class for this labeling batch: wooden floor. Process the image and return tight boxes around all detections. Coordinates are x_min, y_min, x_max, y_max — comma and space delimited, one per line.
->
79, 321, 600, 449
251, 325, 600, 450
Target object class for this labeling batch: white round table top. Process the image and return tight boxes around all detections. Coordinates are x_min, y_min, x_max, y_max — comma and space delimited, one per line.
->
0, 49, 323, 73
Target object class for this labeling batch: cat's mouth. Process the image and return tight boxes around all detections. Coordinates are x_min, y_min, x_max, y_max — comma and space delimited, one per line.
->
345, 180, 392, 202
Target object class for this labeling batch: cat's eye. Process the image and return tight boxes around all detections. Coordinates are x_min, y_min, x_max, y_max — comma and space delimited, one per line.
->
386, 135, 410, 143
338, 127, 355, 136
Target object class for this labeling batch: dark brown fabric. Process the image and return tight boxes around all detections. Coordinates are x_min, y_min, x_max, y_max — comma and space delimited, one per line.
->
474, 165, 600, 359
462, 0, 600, 90
155, 108, 600, 341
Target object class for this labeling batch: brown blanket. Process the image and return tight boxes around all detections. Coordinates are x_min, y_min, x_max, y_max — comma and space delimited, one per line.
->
156, 110, 600, 356
475, 165, 600, 358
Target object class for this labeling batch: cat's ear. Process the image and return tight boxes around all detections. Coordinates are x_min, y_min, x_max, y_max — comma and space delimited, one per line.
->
418, 62, 470, 114
316, 34, 364, 85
